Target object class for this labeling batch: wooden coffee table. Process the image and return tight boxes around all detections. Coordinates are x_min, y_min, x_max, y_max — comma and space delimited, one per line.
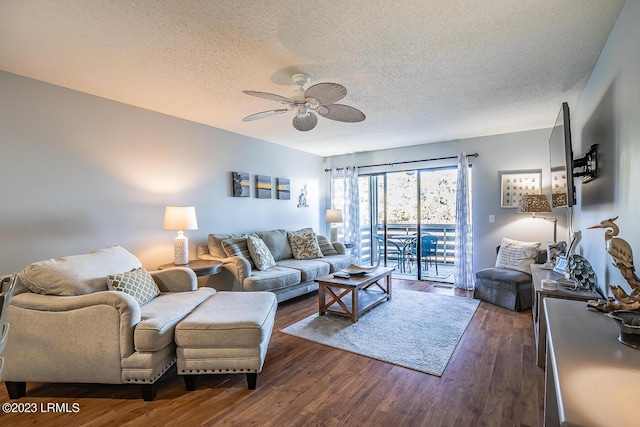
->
315, 267, 393, 323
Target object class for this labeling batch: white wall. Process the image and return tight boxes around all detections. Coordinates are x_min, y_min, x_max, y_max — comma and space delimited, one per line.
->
0, 71, 325, 273
326, 127, 565, 272
571, 0, 640, 297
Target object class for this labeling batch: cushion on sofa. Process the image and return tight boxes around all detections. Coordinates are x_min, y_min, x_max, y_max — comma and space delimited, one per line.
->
107, 267, 160, 305
247, 235, 276, 271
255, 229, 292, 261
134, 287, 216, 352
495, 237, 541, 274
316, 234, 338, 256
208, 233, 245, 258
288, 232, 324, 260
318, 254, 353, 272
19, 246, 142, 296
221, 236, 256, 268
276, 258, 331, 281
243, 265, 301, 292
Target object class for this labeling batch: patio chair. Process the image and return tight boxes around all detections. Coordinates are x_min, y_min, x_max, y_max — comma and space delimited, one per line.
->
408, 234, 439, 275
374, 235, 403, 270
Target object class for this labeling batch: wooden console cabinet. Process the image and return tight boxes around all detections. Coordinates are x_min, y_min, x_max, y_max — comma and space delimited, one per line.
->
531, 264, 601, 367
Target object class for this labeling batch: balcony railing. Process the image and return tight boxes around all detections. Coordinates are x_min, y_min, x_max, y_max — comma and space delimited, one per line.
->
357, 223, 456, 266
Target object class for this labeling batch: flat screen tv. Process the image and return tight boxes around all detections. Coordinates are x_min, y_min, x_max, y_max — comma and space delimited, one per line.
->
548, 102, 574, 207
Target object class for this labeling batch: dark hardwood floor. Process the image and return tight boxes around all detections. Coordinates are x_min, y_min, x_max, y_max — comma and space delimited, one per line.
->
0, 280, 544, 426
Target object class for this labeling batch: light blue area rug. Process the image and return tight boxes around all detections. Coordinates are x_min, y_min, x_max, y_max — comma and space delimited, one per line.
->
281, 289, 479, 376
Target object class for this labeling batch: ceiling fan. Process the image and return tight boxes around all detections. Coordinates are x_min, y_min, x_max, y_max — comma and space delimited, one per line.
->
241, 74, 366, 131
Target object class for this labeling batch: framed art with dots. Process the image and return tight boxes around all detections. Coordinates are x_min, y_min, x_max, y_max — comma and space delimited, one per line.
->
499, 170, 542, 208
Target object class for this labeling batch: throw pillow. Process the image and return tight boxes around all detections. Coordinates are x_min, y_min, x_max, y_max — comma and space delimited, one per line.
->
247, 235, 277, 271
495, 237, 541, 274
288, 232, 324, 260
316, 234, 338, 256
221, 236, 256, 268
107, 267, 160, 305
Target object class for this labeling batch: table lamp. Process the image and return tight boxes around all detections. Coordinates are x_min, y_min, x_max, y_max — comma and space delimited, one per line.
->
517, 194, 557, 242
163, 206, 198, 265
325, 208, 343, 242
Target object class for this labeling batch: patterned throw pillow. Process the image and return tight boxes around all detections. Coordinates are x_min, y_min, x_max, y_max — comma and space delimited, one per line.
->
107, 267, 160, 305
316, 234, 338, 256
247, 235, 277, 271
221, 236, 256, 268
288, 232, 324, 260
495, 237, 541, 274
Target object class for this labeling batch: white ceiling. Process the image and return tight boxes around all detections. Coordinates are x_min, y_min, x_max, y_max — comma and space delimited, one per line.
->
0, 1, 625, 157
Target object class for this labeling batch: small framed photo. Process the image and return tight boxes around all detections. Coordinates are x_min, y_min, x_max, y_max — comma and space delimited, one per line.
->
499, 170, 542, 208
553, 256, 568, 274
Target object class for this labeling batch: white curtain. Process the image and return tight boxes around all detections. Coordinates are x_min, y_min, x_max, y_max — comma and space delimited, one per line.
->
331, 166, 361, 263
454, 153, 474, 290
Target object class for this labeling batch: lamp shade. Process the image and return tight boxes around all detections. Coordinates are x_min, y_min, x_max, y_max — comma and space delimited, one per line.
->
517, 194, 552, 214
163, 206, 198, 231
325, 208, 343, 223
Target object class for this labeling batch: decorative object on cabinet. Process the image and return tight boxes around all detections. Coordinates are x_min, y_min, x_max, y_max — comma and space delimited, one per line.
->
256, 175, 272, 199
545, 241, 567, 267
163, 206, 198, 265
567, 254, 597, 291
517, 194, 558, 242
607, 311, 640, 349
499, 170, 541, 208
587, 216, 640, 312
276, 177, 290, 200
232, 172, 250, 197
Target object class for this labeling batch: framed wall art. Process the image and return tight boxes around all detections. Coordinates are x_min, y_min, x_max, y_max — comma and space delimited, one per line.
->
231, 171, 250, 197
499, 170, 542, 208
276, 177, 290, 200
256, 175, 272, 199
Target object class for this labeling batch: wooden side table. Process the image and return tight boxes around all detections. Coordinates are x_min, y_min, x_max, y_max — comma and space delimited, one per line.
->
158, 259, 222, 277
531, 264, 601, 367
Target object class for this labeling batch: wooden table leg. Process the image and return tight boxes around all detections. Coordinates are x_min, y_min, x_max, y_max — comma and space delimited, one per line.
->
351, 287, 358, 323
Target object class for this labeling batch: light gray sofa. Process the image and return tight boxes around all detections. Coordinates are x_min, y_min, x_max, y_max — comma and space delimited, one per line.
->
197, 228, 352, 302
3, 246, 215, 401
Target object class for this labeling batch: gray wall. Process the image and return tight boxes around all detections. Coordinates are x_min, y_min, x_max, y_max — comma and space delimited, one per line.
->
571, 0, 640, 297
0, 71, 326, 273
326, 127, 566, 272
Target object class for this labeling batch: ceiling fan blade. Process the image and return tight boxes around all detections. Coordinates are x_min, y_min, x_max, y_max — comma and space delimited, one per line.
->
318, 104, 366, 122
304, 83, 347, 105
242, 90, 292, 104
292, 112, 318, 131
242, 109, 289, 122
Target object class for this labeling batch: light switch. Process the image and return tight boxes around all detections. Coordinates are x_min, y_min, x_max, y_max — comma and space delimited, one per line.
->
489, 215, 495, 223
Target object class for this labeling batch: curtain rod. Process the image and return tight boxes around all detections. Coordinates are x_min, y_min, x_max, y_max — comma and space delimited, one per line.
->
324, 152, 478, 172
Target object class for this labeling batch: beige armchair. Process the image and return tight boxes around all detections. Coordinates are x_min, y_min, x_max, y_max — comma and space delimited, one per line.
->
3, 246, 215, 400
0, 274, 17, 381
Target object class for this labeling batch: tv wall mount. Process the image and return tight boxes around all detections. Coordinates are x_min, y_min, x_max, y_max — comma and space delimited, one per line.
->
573, 144, 598, 183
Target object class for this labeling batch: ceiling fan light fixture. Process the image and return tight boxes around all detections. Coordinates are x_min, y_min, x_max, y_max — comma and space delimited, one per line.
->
242, 74, 365, 131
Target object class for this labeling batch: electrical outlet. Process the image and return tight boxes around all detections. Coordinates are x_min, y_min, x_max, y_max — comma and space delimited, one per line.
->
489, 215, 495, 223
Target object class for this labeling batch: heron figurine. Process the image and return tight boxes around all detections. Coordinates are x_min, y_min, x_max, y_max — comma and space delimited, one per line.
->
587, 216, 640, 312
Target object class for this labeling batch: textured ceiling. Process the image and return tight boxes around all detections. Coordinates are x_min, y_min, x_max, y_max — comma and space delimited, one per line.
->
0, 0, 625, 157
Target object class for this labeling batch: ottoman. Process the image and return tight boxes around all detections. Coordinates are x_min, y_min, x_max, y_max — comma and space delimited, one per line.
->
175, 291, 277, 390
473, 267, 533, 311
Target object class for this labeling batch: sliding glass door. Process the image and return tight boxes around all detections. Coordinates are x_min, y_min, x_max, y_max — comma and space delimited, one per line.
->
358, 166, 465, 282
